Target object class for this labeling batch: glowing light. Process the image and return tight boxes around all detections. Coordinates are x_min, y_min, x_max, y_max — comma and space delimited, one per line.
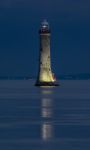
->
40, 71, 55, 82
41, 20, 49, 28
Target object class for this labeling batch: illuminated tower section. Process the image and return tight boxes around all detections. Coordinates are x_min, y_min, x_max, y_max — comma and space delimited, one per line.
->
35, 20, 59, 86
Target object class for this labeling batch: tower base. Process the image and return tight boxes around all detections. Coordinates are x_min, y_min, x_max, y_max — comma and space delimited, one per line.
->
35, 81, 59, 86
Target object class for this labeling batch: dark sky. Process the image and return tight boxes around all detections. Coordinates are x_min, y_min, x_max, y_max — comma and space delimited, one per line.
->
0, 0, 90, 77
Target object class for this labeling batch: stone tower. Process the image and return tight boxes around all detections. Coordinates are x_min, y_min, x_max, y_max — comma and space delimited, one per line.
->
35, 20, 59, 86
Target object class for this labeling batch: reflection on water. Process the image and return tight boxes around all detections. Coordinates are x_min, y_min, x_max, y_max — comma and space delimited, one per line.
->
41, 87, 53, 95
0, 80, 90, 149
42, 98, 53, 118
42, 123, 53, 140
41, 88, 54, 141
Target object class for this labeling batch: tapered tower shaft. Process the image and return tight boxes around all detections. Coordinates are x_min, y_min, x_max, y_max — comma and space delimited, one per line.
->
39, 28, 54, 82
35, 20, 58, 86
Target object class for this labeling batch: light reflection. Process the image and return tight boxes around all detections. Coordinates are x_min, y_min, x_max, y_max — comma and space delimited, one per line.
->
42, 98, 52, 118
41, 88, 54, 141
41, 89, 53, 95
42, 122, 53, 140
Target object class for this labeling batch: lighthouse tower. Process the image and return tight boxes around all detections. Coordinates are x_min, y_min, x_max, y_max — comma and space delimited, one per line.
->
35, 20, 59, 86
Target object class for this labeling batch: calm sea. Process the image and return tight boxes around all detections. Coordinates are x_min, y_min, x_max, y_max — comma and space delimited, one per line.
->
0, 80, 90, 150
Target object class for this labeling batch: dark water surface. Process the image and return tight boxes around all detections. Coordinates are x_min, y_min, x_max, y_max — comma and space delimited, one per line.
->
0, 80, 90, 150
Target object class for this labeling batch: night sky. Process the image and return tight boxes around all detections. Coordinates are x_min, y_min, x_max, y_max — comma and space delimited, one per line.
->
0, 0, 90, 77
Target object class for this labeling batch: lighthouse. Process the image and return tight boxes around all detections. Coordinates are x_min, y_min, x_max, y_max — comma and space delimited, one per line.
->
35, 20, 59, 86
